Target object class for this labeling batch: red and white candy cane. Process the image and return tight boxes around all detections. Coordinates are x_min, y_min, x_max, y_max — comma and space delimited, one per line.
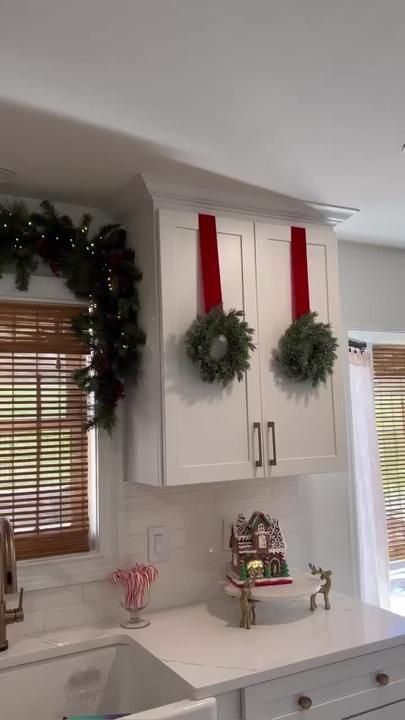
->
111, 564, 158, 609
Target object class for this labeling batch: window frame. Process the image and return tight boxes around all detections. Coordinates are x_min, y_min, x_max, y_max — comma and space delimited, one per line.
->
372, 343, 405, 565
0, 273, 119, 590
350, 329, 405, 589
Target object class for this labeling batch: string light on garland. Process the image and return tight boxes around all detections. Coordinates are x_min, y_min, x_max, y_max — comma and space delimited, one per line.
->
0, 198, 146, 431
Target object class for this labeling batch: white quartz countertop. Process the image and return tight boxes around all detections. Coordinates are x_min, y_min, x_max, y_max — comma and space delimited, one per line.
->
3, 593, 405, 699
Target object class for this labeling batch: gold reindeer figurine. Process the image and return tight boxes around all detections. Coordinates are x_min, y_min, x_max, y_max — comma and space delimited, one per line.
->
309, 563, 332, 611
239, 577, 257, 629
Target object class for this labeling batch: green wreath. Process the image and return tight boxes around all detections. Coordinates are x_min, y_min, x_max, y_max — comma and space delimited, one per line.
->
185, 306, 255, 386
276, 311, 338, 387
0, 198, 145, 431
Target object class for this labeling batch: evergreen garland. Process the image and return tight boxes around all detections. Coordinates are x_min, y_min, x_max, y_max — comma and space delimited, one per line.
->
0, 199, 146, 431
276, 311, 338, 387
185, 306, 255, 386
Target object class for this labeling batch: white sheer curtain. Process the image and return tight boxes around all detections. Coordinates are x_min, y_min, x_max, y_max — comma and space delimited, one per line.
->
349, 349, 391, 609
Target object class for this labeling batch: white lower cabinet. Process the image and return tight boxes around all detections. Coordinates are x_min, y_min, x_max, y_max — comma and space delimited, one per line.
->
350, 700, 405, 718
266, 696, 405, 720
241, 645, 405, 720
264, 700, 405, 720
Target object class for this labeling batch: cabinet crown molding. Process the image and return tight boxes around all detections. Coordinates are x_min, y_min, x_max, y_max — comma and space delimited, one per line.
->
114, 173, 358, 227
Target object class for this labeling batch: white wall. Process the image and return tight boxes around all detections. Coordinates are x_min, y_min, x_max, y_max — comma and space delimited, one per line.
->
338, 240, 405, 586
339, 241, 405, 333
298, 241, 405, 602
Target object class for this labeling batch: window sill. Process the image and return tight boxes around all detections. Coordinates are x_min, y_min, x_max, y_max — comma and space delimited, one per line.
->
390, 562, 405, 586
390, 562, 405, 617
391, 592, 405, 617
17, 551, 116, 592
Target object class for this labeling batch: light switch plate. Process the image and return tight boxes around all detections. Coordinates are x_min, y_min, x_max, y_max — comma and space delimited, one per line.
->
148, 526, 168, 563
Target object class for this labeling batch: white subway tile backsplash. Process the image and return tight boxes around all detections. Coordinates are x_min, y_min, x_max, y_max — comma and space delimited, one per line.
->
24, 584, 82, 613
214, 478, 272, 504
19, 476, 304, 629
44, 599, 120, 632
82, 580, 115, 603
8, 610, 44, 639
170, 528, 186, 549
284, 532, 301, 569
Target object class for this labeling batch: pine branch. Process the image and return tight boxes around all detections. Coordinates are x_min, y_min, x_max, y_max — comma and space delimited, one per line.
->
0, 197, 146, 431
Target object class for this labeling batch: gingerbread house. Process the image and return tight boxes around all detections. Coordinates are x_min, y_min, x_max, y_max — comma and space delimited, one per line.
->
228, 511, 292, 586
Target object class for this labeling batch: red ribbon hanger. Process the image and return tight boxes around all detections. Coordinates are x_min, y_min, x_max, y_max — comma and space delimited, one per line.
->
291, 226, 310, 319
198, 214, 223, 312
198, 218, 310, 320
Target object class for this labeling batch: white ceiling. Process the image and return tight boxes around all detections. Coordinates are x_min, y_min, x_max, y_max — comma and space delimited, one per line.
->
1, 0, 405, 244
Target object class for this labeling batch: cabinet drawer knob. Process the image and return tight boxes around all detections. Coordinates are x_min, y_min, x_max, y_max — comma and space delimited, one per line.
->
376, 672, 390, 686
298, 696, 313, 710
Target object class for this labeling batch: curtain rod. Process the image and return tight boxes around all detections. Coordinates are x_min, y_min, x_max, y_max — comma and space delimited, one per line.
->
349, 338, 367, 352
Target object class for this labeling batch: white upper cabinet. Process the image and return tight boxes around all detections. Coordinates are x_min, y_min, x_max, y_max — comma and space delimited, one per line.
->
159, 210, 263, 486
255, 222, 346, 476
125, 182, 348, 486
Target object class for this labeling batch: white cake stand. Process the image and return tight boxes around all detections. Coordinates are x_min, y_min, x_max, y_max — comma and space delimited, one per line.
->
223, 572, 324, 628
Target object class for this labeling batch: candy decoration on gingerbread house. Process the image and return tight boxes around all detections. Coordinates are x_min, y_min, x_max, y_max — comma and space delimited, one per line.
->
228, 511, 292, 586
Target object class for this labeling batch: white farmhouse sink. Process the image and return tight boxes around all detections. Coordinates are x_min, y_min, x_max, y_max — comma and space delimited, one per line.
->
0, 636, 216, 720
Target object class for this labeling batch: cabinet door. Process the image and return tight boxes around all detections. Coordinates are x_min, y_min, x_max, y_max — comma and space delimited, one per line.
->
255, 222, 346, 476
159, 209, 263, 486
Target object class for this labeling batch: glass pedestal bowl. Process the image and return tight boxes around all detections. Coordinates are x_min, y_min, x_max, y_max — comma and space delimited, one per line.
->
119, 589, 151, 629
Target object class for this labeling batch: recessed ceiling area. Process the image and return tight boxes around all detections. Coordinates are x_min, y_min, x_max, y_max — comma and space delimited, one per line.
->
1, 0, 405, 244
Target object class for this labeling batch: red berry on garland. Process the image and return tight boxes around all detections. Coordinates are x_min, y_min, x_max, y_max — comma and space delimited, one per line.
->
49, 260, 61, 276
36, 236, 59, 264
111, 378, 125, 403
93, 352, 110, 374
118, 276, 131, 292
109, 253, 122, 269
36, 238, 45, 254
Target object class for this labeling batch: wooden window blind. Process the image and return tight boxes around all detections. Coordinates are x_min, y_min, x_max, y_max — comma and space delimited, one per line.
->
373, 345, 405, 562
0, 302, 90, 560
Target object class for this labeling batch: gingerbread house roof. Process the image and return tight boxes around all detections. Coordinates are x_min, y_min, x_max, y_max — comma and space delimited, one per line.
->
231, 511, 287, 556
247, 511, 272, 530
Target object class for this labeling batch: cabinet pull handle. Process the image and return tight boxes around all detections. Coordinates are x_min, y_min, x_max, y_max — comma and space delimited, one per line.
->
253, 422, 263, 467
376, 672, 389, 686
298, 696, 312, 710
268, 421, 277, 466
